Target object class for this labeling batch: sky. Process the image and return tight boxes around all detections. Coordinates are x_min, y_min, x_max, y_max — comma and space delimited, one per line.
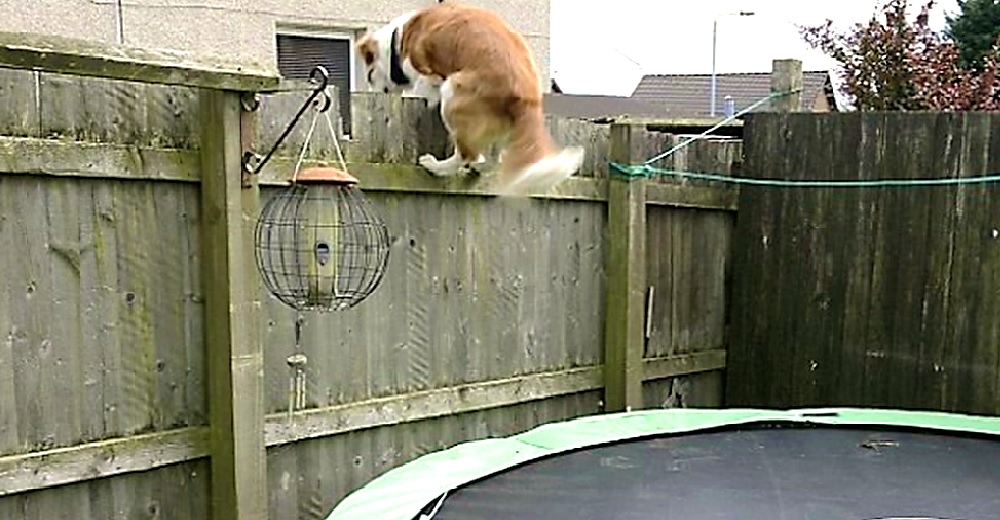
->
550, 0, 961, 96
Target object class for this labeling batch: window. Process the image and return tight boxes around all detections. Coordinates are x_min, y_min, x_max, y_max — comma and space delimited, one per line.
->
276, 32, 354, 135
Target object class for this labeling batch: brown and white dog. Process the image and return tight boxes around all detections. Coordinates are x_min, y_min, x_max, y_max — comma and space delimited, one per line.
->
355, 2, 585, 195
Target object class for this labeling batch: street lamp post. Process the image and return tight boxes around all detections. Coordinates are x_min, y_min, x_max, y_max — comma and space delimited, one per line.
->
711, 10, 755, 117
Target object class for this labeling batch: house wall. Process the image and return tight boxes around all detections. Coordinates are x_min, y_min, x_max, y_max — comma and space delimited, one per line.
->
809, 90, 831, 112
2, 0, 552, 89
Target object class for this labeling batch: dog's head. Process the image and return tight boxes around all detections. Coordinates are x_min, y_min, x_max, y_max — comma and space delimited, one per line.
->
355, 31, 391, 93
356, 12, 415, 93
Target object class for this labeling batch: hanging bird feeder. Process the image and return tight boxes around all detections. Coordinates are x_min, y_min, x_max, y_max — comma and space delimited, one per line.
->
251, 66, 391, 313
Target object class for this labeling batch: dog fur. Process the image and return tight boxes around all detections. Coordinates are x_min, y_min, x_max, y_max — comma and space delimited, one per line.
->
355, 2, 585, 196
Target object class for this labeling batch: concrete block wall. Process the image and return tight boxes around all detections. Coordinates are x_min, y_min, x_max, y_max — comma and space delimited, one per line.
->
3, 0, 551, 90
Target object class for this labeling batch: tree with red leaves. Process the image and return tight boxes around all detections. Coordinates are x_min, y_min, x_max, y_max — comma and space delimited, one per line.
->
800, 0, 1000, 110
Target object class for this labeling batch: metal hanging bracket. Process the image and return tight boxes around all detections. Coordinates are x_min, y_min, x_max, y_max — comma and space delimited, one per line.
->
241, 66, 333, 178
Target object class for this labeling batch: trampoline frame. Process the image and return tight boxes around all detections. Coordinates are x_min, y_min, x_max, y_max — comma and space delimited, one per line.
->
324, 407, 1000, 520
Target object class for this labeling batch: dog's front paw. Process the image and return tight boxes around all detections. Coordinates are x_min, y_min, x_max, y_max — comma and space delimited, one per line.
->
418, 153, 439, 169
418, 154, 454, 177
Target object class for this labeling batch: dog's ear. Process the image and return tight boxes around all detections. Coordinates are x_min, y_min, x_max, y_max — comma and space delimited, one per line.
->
356, 33, 378, 65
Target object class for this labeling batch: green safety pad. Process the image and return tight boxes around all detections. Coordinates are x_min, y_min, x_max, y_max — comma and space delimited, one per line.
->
325, 407, 1000, 520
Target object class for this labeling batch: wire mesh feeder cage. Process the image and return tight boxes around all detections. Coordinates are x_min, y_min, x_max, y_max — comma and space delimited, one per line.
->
254, 164, 391, 312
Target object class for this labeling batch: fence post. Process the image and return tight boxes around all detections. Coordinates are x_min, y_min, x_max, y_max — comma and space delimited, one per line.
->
199, 89, 268, 520
603, 122, 648, 412
770, 59, 803, 112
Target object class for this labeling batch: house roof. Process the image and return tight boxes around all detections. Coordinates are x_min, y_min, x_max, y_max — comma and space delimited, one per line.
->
630, 71, 835, 117
542, 93, 672, 121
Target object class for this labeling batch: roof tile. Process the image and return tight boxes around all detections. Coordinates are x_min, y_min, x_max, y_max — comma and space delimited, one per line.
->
630, 71, 834, 116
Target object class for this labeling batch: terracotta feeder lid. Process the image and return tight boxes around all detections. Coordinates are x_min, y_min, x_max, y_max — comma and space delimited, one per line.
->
294, 163, 358, 185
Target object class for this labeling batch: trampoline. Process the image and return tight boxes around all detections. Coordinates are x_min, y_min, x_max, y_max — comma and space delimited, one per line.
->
325, 408, 1000, 520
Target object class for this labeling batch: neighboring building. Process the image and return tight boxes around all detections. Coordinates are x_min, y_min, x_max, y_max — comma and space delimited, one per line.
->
4, 0, 552, 132
542, 93, 671, 122
544, 71, 837, 132
631, 71, 837, 117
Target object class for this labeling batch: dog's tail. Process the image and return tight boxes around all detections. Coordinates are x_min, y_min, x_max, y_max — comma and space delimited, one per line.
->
494, 100, 585, 197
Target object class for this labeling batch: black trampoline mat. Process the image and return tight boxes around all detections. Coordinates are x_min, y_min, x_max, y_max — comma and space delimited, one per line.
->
430, 426, 1000, 520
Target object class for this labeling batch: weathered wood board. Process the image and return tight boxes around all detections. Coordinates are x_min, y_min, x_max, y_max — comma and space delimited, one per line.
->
258, 190, 608, 413
0, 458, 210, 519
0, 176, 205, 457
0, 70, 735, 519
728, 112, 1000, 415
265, 391, 602, 519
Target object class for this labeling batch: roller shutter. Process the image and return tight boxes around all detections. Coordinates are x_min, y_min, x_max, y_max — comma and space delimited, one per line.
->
276, 34, 352, 134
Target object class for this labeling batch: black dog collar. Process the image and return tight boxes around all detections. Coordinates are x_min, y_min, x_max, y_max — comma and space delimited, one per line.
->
389, 28, 411, 87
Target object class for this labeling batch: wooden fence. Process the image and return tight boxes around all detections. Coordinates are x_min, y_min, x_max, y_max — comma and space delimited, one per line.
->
0, 33, 740, 519
727, 111, 1000, 416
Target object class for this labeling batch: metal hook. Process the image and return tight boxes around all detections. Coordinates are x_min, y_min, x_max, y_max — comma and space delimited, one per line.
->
247, 66, 333, 177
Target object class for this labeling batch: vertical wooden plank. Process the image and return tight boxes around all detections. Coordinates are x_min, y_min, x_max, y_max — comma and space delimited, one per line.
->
644, 206, 672, 357
115, 181, 156, 435
826, 112, 865, 405
603, 122, 647, 412
882, 113, 936, 409
801, 114, 850, 406
45, 180, 85, 447
854, 113, 889, 407
765, 113, 807, 408
199, 88, 267, 520
9, 179, 48, 452
592, 125, 612, 179
181, 186, 208, 426
383, 94, 409, 163
864, 112, 902, 409
460, 195, 483, 384
0, 69, 40, 137
77, 182, 107, 442
451, 195, 475, 385
151, 186, 190, 428
489, 200, 522, 382
426, 196, 452, 388
982, 116, 1000, 415
144, 84, 201, 150
562, 202, 584, 367
0, 176, 16, 455
946, 113, 995, 414
783, 114, 814, 406
583, 202, 606, 366
110, 468, 146, 520
188, 459, 212, 518
93, 182, 124, 437
351, 92, 386, 163
914, 113, 962, 411
31, 484, 90, 520
514, 200, 540, 374
266, 445, 300, 520
0, 496, 18, 519
726, 112, 783, 406
299, 437, 336, 520
547, 200, 570, 371
791, 113, 842, 407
